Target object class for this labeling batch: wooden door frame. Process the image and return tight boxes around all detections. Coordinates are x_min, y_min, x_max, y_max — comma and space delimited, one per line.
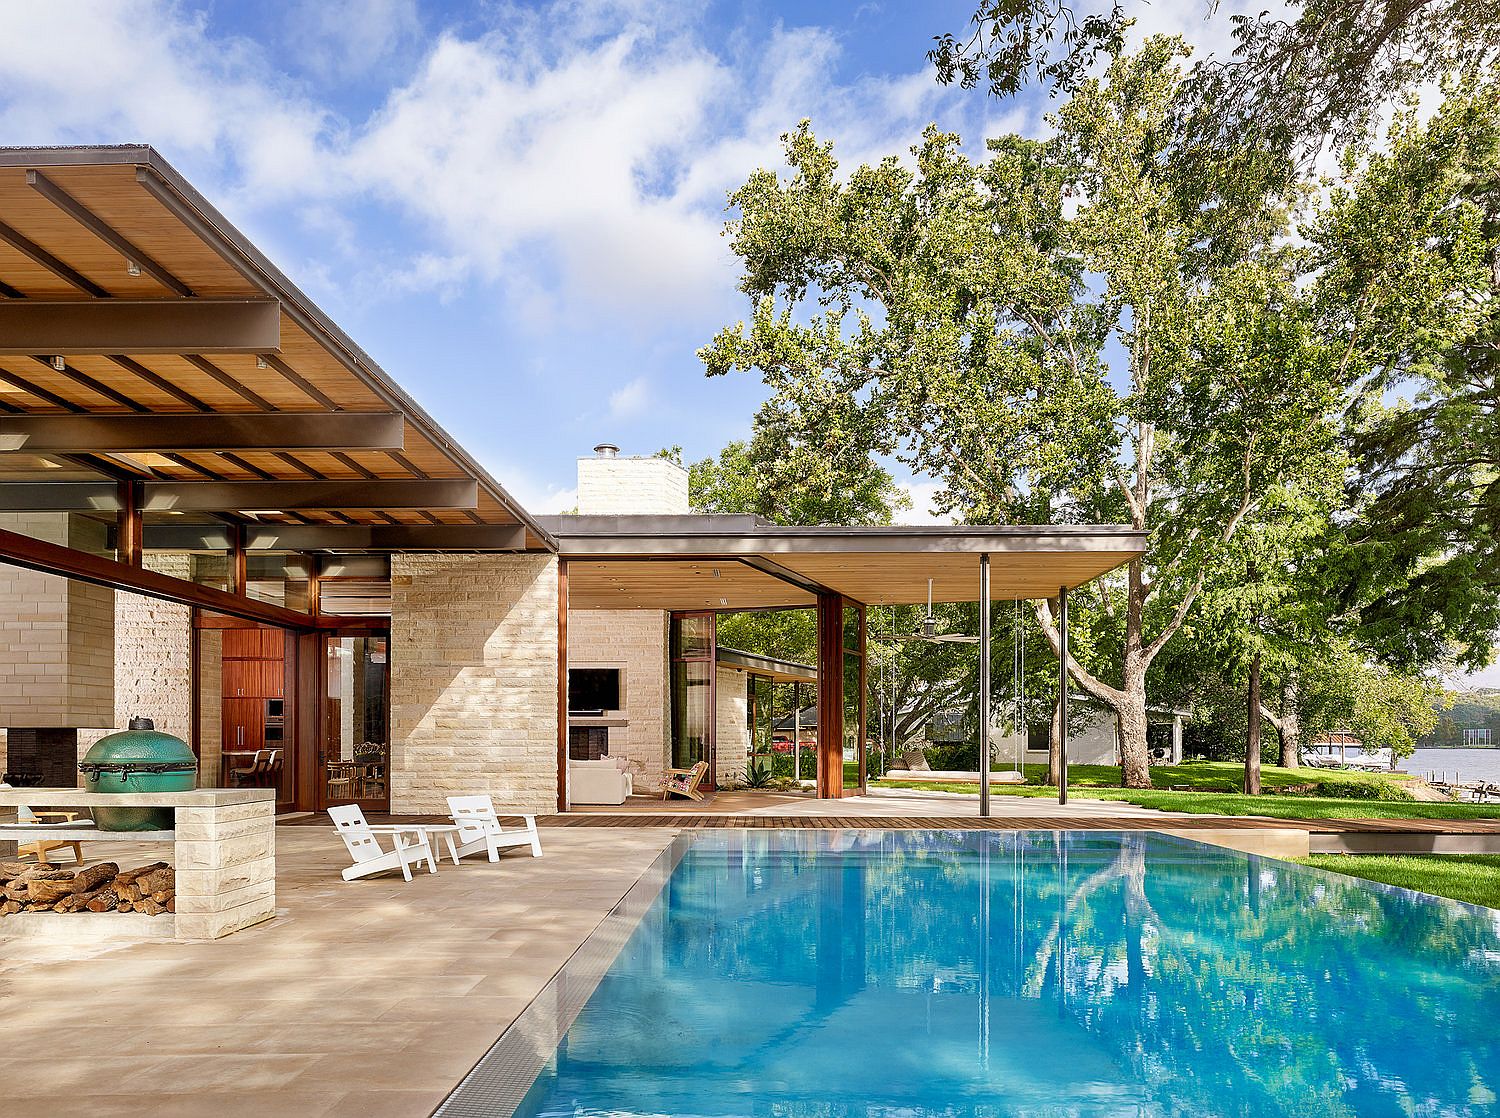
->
669, 610, 717, 790
313, 628, 392, 813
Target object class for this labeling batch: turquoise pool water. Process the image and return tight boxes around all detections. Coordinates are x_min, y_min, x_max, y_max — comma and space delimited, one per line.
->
509, 831, 1500, 1117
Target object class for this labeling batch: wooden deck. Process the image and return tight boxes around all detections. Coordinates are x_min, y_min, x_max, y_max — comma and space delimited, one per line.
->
540, 812, 1500, 834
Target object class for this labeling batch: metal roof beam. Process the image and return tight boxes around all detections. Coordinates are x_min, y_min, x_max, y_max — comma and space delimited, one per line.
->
26, 169, 192, 297
0, 298, 280, 355
241, 523, 526, 551
0, 218, 110, 297
0, 412, 404, 453
0, 482, 119, 510
129, 523, 524, 552
141, 478, 478, 512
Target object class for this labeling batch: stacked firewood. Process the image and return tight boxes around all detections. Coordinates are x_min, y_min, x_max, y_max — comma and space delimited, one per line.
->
0, 861, 175, 916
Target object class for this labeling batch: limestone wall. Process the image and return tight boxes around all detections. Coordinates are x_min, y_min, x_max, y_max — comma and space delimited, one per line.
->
715, 666, 749, 786
389, 553, 559, 814
0, 513, 114, 731
576, 455, 689, 515
567, 609, 669, 791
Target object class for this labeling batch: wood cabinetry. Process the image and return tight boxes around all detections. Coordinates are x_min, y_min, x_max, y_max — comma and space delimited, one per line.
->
222, 628, 285, 755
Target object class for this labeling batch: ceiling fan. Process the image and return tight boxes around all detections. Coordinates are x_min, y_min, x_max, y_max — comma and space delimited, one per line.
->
881, 580, 979, 644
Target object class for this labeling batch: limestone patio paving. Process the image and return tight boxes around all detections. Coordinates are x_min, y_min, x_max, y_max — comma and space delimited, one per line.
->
0, 825, 676, 1117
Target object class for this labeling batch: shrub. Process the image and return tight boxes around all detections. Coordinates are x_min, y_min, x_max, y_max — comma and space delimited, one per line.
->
1310, 777, 1413, 801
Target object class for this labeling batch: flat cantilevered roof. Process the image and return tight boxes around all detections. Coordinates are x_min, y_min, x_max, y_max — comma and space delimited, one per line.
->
541, 515, 1144, 609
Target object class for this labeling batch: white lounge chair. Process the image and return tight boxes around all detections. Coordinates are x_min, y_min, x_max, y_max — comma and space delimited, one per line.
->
446, 795, 543, 862
328, 804, 435, 882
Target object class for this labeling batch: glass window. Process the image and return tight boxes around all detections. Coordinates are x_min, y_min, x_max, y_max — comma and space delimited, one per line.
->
246, 553, 311, 610
670, 660, 713, 771
670, 612, 716, 778
322, 635, 389, 806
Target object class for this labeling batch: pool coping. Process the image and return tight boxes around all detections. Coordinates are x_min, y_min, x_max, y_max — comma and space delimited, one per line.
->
431, 832, 692, 1118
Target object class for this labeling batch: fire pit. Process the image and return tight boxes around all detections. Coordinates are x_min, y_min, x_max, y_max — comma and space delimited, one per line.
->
78, 717, 197, 831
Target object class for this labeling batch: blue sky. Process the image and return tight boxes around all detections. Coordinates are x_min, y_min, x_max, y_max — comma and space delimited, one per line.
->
4, 0, 1056, 513
5, 0, 1251, 516
7, 1, 1493, 686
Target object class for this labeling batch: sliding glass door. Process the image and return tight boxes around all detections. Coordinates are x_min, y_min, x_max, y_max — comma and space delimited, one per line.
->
320, 632, 390, 810
670, 612, 716, 788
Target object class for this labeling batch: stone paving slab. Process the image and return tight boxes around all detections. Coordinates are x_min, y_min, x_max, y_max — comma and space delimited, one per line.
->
0, 825, 675, 1116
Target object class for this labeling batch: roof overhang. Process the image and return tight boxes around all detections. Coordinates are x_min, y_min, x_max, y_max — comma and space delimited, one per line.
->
0, 144, 556, 550
716, 646, 818, 683
545, 515, 1145, 608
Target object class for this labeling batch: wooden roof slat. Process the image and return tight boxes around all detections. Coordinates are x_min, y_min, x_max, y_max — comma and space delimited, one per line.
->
0, 154, 552, 542
32, 165, 257, 298
27, 169, 193, 297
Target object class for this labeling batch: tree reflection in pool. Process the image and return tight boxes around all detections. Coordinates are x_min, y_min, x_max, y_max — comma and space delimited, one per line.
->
510, 830, 1500, 1117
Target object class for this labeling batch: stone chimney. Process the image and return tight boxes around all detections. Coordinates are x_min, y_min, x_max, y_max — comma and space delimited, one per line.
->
577, 444, 689, 515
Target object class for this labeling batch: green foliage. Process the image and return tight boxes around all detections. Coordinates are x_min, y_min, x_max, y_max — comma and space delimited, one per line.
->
930, 1, 1500, 159
685, 438, 910, 526
1425, 693, 1500, 746
1321, 87, 1500, 669
703, 41, 1347, 787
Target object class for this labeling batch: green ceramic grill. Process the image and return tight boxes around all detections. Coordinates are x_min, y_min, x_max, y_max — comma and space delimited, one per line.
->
79, 717, 198, 831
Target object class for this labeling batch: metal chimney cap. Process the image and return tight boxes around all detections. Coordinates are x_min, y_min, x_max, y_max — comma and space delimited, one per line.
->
593, 442, 620, 458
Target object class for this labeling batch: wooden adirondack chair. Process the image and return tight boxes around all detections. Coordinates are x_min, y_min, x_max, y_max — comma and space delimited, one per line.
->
661, 760, 709, 801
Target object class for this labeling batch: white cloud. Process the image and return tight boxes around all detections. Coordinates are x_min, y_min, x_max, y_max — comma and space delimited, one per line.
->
607, 375, 650, 420
894, 478, 952, 525
0, 1, 972, 328
0, 1, 335, 195
282, 0, 420, 80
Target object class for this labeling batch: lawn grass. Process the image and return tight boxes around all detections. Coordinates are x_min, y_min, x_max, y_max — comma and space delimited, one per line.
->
875, 759, 1500, 821
1297, 854, 1500, 909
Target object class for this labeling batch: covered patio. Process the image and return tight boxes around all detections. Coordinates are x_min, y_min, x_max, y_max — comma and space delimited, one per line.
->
549, 515, 1145, 811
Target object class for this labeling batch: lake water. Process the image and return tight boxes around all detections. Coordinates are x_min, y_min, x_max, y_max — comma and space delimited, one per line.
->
466, 830, 1500, 1118
1350, 746, 1500, 783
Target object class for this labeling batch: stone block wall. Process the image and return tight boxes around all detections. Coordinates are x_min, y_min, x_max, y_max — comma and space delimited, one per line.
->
0, 513, 114, 731
197, 629, 223, 787
389, 553, 559, 814
567, 609, 669, 791
715, 666, 749, 786
577, 455, 689, 515
114, 554, 193, 741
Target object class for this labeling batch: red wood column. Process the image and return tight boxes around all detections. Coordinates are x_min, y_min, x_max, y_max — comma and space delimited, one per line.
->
557, 557, 569, 813
816, 591, 844, 799
116, 479, 142, 567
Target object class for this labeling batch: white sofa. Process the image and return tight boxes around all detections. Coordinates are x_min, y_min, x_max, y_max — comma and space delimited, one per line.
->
569, 758, 633, 805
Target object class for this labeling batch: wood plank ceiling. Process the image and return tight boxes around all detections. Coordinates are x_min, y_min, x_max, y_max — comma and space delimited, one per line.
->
0, 153, 549, 549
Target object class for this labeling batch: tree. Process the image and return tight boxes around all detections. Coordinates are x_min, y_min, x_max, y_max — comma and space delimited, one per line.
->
930, 1, 1499, 158
1316, 86, 1500, 671
702, 41, 1347, 788
676, 437, 910, 526
1299, 648, 1448, 766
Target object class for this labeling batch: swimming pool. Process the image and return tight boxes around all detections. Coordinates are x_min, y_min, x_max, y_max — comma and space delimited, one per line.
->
440, 830, 1500, 1117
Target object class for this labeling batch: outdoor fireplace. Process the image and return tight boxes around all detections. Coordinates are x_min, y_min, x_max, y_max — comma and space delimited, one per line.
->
3, 728, 79, 787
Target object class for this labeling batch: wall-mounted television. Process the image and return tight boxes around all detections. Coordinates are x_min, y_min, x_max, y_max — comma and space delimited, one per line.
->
569, 667, 623, 715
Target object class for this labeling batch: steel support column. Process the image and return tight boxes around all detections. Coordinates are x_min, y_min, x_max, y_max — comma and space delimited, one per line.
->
1058, 584, 1070, 806
979, 552, 991, 818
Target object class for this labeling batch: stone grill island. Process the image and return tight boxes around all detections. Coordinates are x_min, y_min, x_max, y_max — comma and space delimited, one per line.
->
0, 788, 275, 941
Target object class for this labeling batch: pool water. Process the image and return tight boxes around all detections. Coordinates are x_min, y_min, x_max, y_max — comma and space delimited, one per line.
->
509, 831, 1500, 1117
